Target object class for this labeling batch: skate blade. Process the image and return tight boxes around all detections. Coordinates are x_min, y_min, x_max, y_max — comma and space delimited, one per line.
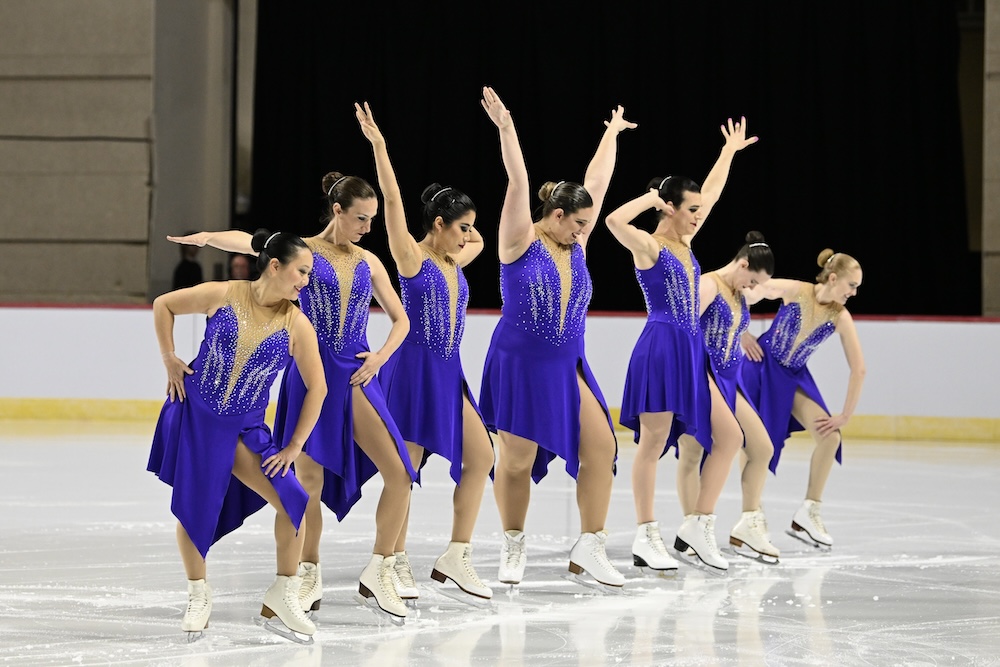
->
431, 581, 495, 609
673, 549, 729, 577
185, 630, 205, 643
353, 593, 406, 626
256, 616, 315, 645
404, 598, 419, 610
728, 542, 780, 564
785, 528, 832, 552
633, 556, 680, 577
636, 564, 680, 579
561, 572, 626, 595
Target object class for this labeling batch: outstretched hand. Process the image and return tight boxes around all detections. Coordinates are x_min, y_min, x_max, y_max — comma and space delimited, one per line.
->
481, 86, 511, 129
604, 105, 638, 133
720, 116, 758, 152
355, 101, 385, 146
166, 232, 211, 247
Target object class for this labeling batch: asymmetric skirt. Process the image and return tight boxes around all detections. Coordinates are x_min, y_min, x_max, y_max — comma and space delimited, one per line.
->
273, 340, 416, 521
148, 381, 308, 559
479, 320, 615, 483
379, 338, 490, 485
620, 319, 713, 455
739, 345, 843, 473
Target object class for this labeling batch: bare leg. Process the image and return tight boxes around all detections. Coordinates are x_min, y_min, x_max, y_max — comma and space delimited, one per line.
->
493, 431, 537, 532
735, 391, 775, 512
230, 439, 305, 576
294, 453, 324, 564
392, 441, 423, 553
633, 411, 674, 524
691, 377, 742, 515
451, 397, 496, 542
791, 391, 841, 501
576, 373, 617, 533
676, 435, 702, 517
352, 386, 413, 556
176, 523, 206, 580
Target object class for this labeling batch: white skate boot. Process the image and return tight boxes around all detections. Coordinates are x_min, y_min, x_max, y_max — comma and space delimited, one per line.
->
674, 514, 729, 575
181, 579, 211, 641
297, 562, 322, 615
431, 541, 494, 607
632, 521, 679, 574
566, 531, 626, 592
498, 530, 527, 588
259, 575, 316, 644
392, 551, 420, 606
788, 499, 833, 549
730, 510, 780, 563
357, 554, 407, 625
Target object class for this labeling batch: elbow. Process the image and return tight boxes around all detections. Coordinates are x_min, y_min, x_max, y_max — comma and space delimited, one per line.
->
853, 365, 867, 381
310, 377, 328, 402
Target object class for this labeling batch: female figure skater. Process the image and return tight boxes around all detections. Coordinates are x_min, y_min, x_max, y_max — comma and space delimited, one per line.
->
606, 117, 758, 575
478, 86, 636, 591
167, 176, 418, 625
355, 101, 496, 606
148, 229, 325, 643
690, 232, 781, 563
740, 249, 866, 549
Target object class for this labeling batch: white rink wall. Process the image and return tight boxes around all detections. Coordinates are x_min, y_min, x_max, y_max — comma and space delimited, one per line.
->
1, 306, 998, 421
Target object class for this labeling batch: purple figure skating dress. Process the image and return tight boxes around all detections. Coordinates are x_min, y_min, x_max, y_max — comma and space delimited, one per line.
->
273, 239, 416, 520
479, 229, 614, 482
379, 250, 488, 484
620, 236, 712, 453
148, 281, 308, 558
700, 272, 753, 416
740, 282, 844, 472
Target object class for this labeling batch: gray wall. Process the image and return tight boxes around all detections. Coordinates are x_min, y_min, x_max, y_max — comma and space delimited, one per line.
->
0, 0, 237, 304
0, 0, 153, 303
986, 0, 1000, 315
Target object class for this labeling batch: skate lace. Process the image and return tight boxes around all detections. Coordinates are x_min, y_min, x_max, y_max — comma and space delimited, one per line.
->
380, 562, 404, 604
503, 538, 525, 570
589, 535, 617, 575
299, 569, 318, 599
646, 526, 669, 556
703, 520, 723, 559
749, 512, 768, 535
394, 555, 416, 589
284, 581, 310, 623
185, 591, 209, 619
462, 545, 486, 586
808, 504, 828, 534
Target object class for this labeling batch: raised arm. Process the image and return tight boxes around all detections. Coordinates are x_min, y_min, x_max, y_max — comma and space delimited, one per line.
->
454, 224, 485, 268
604, 190, 666, 267
153, 281, 229, 402
481, 86, 534, 263
262, 311, 327, 478
167, 230, 255, 255
355, 102, 423, 278
815, 311, 866, 437
355, 252, 409, 387
581, 105, 637, 247
696, 116, 758, 225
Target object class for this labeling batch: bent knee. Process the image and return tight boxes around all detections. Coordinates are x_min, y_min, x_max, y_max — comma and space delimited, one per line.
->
380, 457, 413, 488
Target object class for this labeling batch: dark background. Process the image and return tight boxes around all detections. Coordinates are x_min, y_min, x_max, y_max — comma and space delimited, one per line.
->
246, 1, 977, 316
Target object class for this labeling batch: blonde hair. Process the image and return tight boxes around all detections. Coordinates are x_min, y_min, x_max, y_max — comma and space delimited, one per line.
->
815, 248, 860, 283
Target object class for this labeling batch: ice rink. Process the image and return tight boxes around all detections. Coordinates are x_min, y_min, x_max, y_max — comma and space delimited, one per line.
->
2, 420, 999, 666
